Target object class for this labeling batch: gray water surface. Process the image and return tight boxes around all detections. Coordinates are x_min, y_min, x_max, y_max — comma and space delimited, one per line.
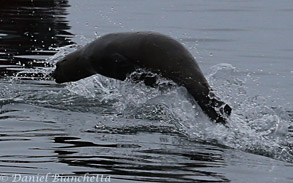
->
0, 0, 293, 183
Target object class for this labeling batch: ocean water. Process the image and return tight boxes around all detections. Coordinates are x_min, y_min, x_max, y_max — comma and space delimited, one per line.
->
0, 0, 292, 182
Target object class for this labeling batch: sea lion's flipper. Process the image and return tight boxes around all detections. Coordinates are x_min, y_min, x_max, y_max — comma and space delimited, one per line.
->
139, 73, 158, 87
109, 53, 159, 87
187, 86, 232, 124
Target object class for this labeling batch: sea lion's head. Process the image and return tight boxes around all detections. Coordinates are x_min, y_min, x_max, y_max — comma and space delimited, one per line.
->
51, 50, 94, 83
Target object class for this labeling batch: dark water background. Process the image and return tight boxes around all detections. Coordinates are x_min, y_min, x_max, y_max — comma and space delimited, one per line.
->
0, 0, 293, 182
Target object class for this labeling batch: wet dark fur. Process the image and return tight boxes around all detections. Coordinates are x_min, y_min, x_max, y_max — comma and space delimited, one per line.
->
52, 32, 232, 123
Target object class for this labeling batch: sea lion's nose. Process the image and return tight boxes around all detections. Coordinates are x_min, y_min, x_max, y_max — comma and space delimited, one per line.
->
56, 62, 61, 68
50, 70, 56, 79
50, 63, 60, 79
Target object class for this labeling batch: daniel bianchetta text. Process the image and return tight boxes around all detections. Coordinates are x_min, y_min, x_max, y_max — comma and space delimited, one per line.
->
0, 173, 111, 183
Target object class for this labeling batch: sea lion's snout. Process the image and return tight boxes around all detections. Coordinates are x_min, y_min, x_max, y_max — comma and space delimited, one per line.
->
51, 62, 63, 83
50, 69, 57, 80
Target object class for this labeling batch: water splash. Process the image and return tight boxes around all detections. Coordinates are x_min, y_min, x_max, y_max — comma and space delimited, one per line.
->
64, 63, 293, 163
4, 45, 292, 163
204, 63, 292, 162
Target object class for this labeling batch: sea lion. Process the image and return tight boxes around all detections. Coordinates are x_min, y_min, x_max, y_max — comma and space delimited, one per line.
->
52, 32, 232, 123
